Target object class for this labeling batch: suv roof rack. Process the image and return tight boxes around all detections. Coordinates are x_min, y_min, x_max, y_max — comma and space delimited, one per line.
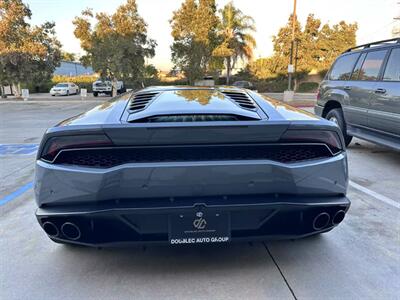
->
344, 38, 400, 53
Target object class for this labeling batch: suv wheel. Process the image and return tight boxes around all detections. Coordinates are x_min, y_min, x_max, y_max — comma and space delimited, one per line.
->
326, 108, 353, 147
93, 92, 98, 97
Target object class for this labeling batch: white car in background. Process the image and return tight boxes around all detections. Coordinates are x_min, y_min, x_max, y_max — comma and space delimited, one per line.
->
50, 83, 79, 96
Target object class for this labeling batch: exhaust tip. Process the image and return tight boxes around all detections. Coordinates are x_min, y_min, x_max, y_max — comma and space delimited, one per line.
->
332, 210, 346, 225
313, 212, 330, 231
42, 222, 59, 237
61, 222, 81, 240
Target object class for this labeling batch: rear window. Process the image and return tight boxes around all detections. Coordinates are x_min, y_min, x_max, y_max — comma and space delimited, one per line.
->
383, 48, 400, 81
358, 50, 387, 81
329, 53, 359, 80
56, 83, 68, 87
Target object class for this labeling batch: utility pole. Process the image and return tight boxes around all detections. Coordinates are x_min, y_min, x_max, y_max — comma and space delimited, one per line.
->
288, 0, 297, 91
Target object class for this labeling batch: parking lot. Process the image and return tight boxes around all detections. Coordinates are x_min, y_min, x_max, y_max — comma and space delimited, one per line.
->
0, 99, 399, 299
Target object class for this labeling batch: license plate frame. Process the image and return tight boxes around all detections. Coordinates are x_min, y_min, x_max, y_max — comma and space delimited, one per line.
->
169, 211, 231, 245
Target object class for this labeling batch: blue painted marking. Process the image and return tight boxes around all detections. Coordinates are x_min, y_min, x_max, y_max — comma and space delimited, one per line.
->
0, 144, 38, 156
0, 182, 34, 206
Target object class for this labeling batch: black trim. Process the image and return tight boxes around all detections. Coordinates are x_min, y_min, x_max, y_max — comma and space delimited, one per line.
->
36, 195, 350, 246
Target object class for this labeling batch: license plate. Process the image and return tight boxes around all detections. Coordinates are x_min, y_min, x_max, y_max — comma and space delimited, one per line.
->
169, 211, 231, 244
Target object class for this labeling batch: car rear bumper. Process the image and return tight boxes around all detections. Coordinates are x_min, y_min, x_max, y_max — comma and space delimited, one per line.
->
34, 154, 348, 207
36, 194, 350, 246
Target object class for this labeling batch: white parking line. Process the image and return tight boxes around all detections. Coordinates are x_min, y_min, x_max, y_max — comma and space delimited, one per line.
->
349, 180, 400, 209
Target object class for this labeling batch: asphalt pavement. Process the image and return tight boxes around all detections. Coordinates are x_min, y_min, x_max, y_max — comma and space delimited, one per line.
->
0, 99, 399, 300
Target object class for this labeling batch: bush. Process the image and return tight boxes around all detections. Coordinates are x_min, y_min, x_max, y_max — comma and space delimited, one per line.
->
298, 82, 319, 92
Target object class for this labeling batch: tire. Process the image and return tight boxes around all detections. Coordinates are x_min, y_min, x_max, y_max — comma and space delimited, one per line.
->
326, 108, 353, 147
93, 92, 98, 97
66, 91, 69, 96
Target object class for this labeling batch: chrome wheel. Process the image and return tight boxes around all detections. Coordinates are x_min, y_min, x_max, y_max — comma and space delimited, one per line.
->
329, 116, 338, 125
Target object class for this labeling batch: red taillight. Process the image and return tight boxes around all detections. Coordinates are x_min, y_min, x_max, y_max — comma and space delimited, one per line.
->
280, 130, 343, 154
41, 134, 113, 162
316, 89, 321, 101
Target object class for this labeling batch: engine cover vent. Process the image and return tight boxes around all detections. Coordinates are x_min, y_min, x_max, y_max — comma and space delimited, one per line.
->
221, 91, 257, 110
128, 92, 159, 113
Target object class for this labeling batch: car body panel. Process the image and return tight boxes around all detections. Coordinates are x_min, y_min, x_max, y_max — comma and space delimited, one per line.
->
35, 153, 347, 207
315, 39, 400, 150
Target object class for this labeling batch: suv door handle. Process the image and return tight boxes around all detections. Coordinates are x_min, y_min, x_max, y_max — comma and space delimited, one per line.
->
344, 86, 352, 91
374, 88, 386, 94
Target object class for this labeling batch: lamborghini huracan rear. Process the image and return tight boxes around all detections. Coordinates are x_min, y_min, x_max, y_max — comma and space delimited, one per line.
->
34, 86, 349, 246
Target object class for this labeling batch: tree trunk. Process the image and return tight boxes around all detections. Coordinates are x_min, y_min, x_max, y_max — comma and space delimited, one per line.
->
226, 57, 231, 85
294, 77, 298, 92
112, 78, 118, 97
0, 84, 6, 98
12, 83, 21, 98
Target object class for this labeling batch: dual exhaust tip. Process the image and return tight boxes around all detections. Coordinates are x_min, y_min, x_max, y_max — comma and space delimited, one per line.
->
43, 211, 346, 238
42, 221, 81, 240
312, 210, 346, 231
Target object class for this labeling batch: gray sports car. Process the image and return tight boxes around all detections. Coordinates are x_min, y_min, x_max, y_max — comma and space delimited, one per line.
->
35, 86, 350, 246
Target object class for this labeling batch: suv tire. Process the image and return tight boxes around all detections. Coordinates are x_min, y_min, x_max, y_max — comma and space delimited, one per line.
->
93, 92, 98, 97
326, 108, 353, 147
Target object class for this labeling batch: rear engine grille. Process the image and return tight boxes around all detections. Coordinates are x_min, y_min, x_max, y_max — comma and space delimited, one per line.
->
221, 91, 257, 110
53, 144, 332, 168
131, 114, 256, 123
128, 92, 159, 113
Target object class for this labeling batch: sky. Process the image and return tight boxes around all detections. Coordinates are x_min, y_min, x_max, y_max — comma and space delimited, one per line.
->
25, 0, 399, 71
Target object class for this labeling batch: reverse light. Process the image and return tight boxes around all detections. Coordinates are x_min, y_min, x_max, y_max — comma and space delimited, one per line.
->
280, 130, 343, 155
41, 134, 113, 162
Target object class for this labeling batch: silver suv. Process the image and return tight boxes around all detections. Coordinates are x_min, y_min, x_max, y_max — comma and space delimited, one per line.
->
315, 38, 400, 150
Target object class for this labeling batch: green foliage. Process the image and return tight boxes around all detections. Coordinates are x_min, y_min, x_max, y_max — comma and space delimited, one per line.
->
254, 79, 289, 93
297, 82, 319, 92
61, 51, 76, 62
245, 14, 357, 86
0, 0, 61, 96
73, 0, 156, 90
214, 2, 256, 84
170, 0, 220, 84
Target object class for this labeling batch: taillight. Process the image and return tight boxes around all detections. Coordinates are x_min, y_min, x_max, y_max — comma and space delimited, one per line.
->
316, 89, 321, 101
280, 130, 343, 154
41, 134, 113, 162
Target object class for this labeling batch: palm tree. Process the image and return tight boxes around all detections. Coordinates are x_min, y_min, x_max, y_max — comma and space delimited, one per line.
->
213, 2, 256, 84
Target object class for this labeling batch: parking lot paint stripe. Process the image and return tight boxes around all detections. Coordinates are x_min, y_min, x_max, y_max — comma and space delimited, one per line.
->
349, 180, 400, 209
0, 182, 33, 206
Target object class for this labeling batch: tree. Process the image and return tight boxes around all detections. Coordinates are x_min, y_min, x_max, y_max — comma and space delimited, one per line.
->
73, 0, 156, 95
316, 21, 358, 71
0, 0, 61, 97
213, 2, 256, 84
61, 51, 76, 62
170, 0, 219, 84
249, 14, 357, 88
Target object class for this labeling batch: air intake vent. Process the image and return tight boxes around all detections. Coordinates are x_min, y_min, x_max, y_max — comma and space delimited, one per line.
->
221, 91, 257, 110
128, 92, 159, 113
131, 114, 257, 123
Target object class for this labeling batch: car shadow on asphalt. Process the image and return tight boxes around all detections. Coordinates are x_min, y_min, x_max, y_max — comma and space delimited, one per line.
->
54, 235, 325, 276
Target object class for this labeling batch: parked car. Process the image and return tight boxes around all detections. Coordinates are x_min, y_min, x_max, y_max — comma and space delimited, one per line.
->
92, 80, 125, 97
50, 82, 79, 96
35, 86, 349, 246
315, 38, 400, 150
232, 80, 256, 90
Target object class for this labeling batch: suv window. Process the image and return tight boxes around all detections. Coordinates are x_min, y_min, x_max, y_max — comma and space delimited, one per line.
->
350, 53, 366, 80
329, 53, 359, 80
358, 50, 387, 81
383, 48, 400, 81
